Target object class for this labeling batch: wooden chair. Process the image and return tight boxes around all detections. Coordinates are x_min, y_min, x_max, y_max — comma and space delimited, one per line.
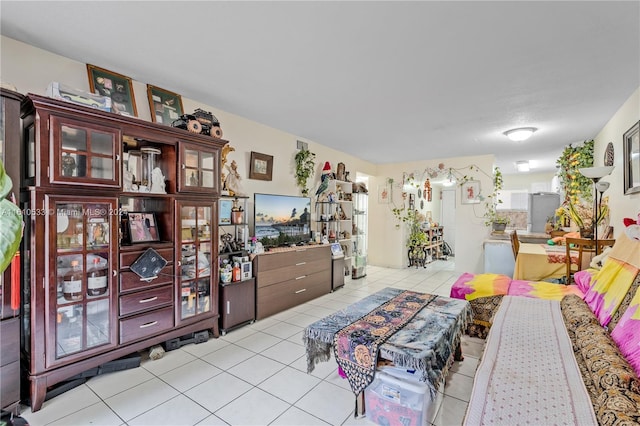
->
510, 230, 520, 260
565, 237, 616, 284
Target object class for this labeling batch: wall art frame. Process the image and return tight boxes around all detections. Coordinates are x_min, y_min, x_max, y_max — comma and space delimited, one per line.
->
147, 85, 184, 125
87, 64, 138, 117
249, 151, 273, 181
623, 120, 640, 195
461, 180, 481, 204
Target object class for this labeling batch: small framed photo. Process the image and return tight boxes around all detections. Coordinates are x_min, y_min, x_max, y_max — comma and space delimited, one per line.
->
330, 242, 344, 257
461, 180, 481, 204
249, 151, 273, 181
87, 64, 138, 117
219, 199, 233, 225
147, 85, 184, 125
127, 212, 160, 243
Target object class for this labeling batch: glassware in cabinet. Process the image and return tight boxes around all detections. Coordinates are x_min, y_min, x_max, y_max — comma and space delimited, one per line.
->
51, 198, 117, 362
178, 203, 215, 321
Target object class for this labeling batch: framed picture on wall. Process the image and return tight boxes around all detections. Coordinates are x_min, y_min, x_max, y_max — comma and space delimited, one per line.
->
461, 180, 481, 204
623, 120, 640, 195
249, 151, 273, 181
147, 85, 184, 124
87, 64, 138, 117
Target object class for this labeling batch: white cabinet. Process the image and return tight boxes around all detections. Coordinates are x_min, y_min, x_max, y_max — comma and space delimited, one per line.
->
352, 189, 367, 279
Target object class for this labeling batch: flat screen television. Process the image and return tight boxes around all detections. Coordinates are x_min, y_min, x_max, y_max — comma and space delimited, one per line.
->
254, 193, 312, 247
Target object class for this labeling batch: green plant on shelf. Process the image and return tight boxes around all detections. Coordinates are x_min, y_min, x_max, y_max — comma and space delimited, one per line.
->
0, 159, 22, 273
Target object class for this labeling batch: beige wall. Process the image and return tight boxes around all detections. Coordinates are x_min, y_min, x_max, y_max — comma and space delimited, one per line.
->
593, 87, 640, 237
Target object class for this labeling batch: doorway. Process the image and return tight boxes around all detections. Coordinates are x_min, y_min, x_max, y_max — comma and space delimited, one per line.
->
440, 189, 456, 255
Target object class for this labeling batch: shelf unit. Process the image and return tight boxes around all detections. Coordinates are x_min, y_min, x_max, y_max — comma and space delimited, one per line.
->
408, 226, 445, 267
351, 188, 367, 279
218, 196, 249, 253
18, 94, 226, 411
314, 179, 352, 276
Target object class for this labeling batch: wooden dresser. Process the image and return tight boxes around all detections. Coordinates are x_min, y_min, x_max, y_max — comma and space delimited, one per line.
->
253, 245, 331, 319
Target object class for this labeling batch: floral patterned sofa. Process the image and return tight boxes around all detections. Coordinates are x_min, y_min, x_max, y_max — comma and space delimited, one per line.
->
451, 233, 640, 425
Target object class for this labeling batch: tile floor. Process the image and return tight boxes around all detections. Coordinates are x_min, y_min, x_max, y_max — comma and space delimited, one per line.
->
19, 259, 485, 426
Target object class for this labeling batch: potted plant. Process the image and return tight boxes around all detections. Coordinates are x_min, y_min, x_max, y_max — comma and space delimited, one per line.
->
0, 160, 22, 273
294, 148, 316, 196
483, 166, 510, 232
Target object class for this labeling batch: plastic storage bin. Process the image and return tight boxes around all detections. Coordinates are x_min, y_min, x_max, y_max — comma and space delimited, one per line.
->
365, 368, 443, 426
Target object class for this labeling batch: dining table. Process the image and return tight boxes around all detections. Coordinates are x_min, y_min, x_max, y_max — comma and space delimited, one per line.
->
513, 242, 578, 281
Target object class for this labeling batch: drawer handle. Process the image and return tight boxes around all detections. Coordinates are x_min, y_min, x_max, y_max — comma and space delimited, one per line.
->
295, 262, 306, 266
139, 321, 158, 329
139, 296, 158, 304
295, 275, 307, 280
226, 301, 230, 314
140, 276, 158, 283
295, 288, 307, 294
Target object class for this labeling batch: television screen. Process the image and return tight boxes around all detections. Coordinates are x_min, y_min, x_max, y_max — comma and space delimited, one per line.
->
254, 193, 312, 246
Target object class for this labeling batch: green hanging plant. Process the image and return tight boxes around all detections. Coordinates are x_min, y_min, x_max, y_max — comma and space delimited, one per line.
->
556, 140, 594, 204
0, 160, 22, 273
482, 166, 510, 227
294, 148, 316, 196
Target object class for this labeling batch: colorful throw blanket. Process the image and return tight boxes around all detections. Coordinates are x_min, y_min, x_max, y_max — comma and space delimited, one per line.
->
464, 296, 597, 426
583, 257, 639, 327
450, 273, 584, 301
333, 291, 436, 395
611, 283, 640, 377
304, 288, 472, 399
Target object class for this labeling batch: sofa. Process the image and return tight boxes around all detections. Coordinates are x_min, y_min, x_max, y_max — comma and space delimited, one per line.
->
451, 233, 640, 425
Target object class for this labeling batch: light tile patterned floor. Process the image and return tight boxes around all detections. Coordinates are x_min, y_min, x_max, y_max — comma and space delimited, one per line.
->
19, 259, 484, 426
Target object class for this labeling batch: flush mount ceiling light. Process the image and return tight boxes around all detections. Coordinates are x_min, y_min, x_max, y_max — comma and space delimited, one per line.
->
516, 160, 530, 172
504, 127, 537, 142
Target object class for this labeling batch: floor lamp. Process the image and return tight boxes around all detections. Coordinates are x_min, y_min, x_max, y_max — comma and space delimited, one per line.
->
578, 166, 614, 255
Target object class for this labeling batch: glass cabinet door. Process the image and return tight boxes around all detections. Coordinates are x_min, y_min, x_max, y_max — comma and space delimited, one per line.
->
178, 202, 215, 322
178, 143, 218, 194
50, 198, 117, 364
50, 116, 121, 187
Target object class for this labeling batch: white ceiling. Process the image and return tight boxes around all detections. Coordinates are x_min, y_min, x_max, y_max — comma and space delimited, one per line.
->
1, 1, 638, 174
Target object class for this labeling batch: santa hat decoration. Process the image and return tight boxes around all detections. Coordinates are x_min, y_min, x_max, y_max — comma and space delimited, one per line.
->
322, 161, 332, 176
623, 211, 640, 241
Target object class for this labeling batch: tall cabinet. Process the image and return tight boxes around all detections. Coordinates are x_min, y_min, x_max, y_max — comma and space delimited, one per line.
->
351, 188, 367, 279
19, 94, 226, 412
1, 88, 23, 414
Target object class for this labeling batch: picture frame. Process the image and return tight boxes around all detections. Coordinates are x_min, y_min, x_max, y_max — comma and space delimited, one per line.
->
218, 199, 233, 225
249, 151, 273, 181
461, 180, 481, 204
378, 184, 390, 204
147, 85, 184, 125
330, 242, 344, 257
623, 120, 640, 195
127, 212, 160, 243
87, 64, 138, 117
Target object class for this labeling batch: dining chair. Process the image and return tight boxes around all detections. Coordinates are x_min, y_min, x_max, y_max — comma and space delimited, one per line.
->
564, 237, 616, 284
510, 230, 520, 260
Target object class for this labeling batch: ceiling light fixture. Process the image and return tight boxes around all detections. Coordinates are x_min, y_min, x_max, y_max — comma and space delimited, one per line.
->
516, 160, 530, 172
504, 127, 537, 142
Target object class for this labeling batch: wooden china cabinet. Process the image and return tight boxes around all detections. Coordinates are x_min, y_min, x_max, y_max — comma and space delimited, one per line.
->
19, 94, 225, 412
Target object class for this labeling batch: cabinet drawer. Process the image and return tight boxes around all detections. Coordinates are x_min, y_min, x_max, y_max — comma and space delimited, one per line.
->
256, 269, 331, 319
254, 247, 330, 272
0, 318, 19, 366
119, 307, 174, 344
119, 286, 173, 317
120, 247, 174, 267
256, 257, 329, 288
0, 360, 19, 408
119, 265, 174, 293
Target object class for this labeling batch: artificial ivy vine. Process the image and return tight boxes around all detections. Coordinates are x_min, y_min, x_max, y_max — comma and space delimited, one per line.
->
556, 140, 594, 204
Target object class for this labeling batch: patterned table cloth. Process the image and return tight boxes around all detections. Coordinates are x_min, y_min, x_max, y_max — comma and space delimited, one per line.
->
304, 287, 472, 399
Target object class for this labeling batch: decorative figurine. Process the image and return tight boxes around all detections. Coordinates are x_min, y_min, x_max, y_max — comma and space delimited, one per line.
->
61, 153, 76, 177
225, 160, 244, 196
150, 167, 166, 194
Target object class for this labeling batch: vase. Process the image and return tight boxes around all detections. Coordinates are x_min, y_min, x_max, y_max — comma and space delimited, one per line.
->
579, 227, 593, 239
492, 222, 507, 232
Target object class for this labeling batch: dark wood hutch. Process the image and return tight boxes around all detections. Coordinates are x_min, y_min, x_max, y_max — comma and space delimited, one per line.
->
19, 94, 226, 411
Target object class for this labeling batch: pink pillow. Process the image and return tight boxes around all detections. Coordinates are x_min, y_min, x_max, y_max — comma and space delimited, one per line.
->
450, 272, 511, 300
610, 286, 640, 377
